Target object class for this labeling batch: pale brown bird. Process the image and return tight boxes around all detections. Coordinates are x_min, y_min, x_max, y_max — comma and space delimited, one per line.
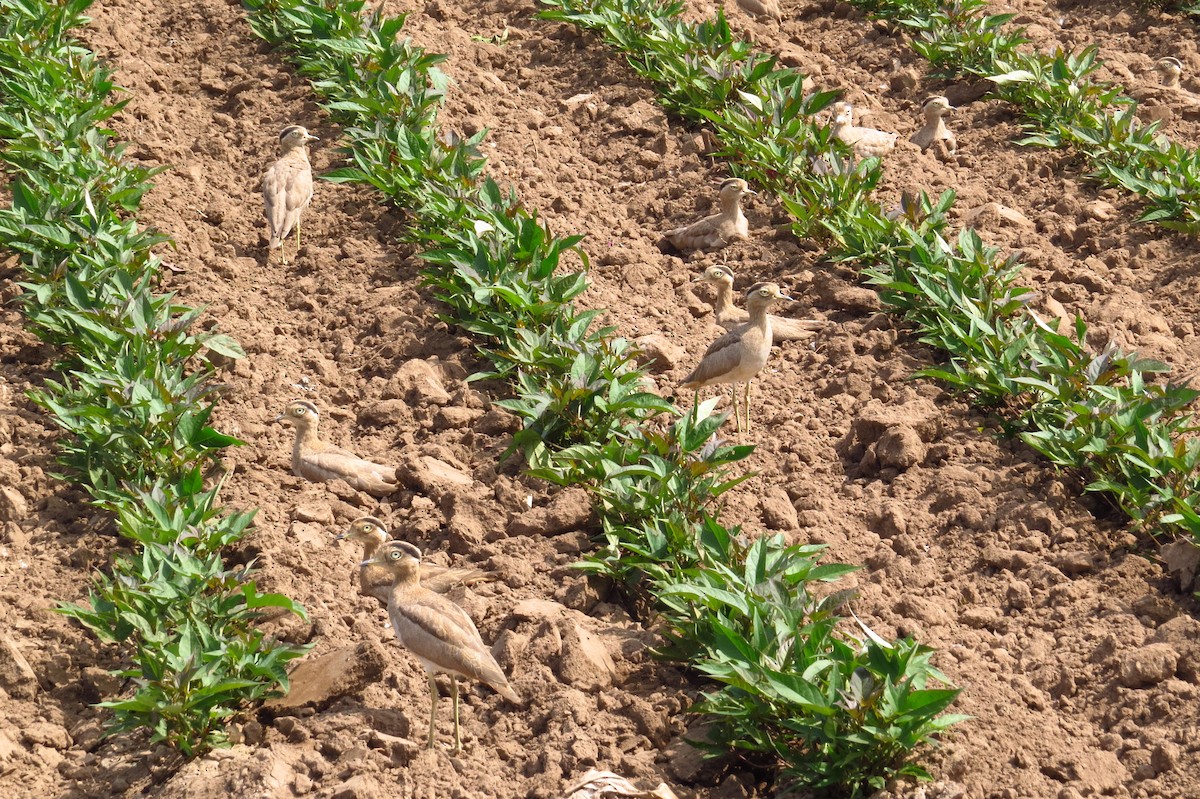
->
680, 282, 791, 433
262, 125, 317, 262
336, 516, 493, 605
662, 178, 754, 252
693, 264, 826, 342
365, 540, 519, 751
909, 96, 957, 154
831, 102, 898, 159
1157, 56, 1185, 90
735, 0, 781, 20
275, 399, 399, 497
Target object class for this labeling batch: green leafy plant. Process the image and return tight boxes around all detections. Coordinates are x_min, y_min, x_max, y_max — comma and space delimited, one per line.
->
240, 0, 961, 793
0, 0, 307, 757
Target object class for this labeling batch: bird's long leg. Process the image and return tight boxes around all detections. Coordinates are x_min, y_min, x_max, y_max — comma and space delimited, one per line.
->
295, 217, 302, 250
744, 379, 752, 433
732, 383, 742, 433
426, 673, 439, 749
451, 679, 462, 754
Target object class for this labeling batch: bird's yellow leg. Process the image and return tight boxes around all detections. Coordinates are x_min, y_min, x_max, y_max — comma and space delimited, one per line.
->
732, 383, 742, 433
295, 217, 302, 249
744, 380, 752, 433
451, 679, 462, 754
426, 674, 439, 749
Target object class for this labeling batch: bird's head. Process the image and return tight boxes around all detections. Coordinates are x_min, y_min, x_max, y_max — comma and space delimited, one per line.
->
336, 516, 389, 545
744, 282, 792, 307
693, 264, 736, 286
1156, 56, 1184, 85
275, 398, 319, 428
279, 125, 319, 150
717, 177, 755, 199
832, 102, 854, 126
922, 95, 952, 118
362, 540, 423, 574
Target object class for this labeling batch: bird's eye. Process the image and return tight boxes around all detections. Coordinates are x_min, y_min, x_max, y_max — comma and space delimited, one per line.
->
294, 406, 306, 415
389, 550, 401, 560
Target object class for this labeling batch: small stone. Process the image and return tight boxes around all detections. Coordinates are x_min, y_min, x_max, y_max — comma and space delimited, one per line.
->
556, 622, 617, 691
266, 642, 388, 710
0, 486, 27, 522
1119, 643, 1179, 688
358, 398, 410, 426
22, 721, 72, 750
1160, 540, 1200, 592
759, 487, 798, 530
1052, 551, 1096, 576
875, 425, 926, 470
664, 727, 711, 782
633, 334, 685, 373
507, 488, 593, 537
1151, 742, 1180, 773
0, 634, 38, 699
291, 503, 334, 525
394, 454, 473, 500
1150, 616, 1200, 682
393, 359, 451, 406
434, 406, 483, 430
1132, 594, 1178, 626
1005, 580, 1033, 610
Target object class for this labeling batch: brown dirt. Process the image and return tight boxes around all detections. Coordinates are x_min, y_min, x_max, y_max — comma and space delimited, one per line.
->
3, 0, 1200, 797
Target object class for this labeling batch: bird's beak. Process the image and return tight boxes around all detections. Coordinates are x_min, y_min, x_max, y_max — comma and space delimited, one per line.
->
333, 531, 347, 542
305, 133, 319, 141
691, 274, 707, 283
744, 189, 758, 196
273, 413, 284, 423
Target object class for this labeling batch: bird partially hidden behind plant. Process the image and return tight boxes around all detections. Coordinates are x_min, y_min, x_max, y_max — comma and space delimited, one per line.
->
335, 516, 493, 605
661, 178, 755, 253
909, 95, 957, 155
275, 399, 399, 497
680, 282, 792, 433
693, 264, 827, 342
262, 124, 317, 263
364, 539, 520, 752
831, 102, 898, 159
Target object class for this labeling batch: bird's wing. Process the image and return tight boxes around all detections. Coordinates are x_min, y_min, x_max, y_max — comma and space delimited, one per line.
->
285, 165, 314, 213
261, 163, 291, 237
422, 565, 494, 594
387, 594, 511, 684
680, 326, 751, 388
299, 450, 398, 495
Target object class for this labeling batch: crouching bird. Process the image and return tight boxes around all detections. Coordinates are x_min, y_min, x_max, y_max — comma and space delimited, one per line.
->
275, 399, 399, 497
365, 540, 519, 751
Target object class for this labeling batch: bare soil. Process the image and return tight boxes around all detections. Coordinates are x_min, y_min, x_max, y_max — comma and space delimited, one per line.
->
3, 0, 1200, 797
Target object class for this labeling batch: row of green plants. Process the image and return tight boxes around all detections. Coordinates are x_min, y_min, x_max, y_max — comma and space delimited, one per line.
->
850, 0, 1200, 234
0, 0, 306, 756
532, 1, 1200, 542
242, 0, 962, 793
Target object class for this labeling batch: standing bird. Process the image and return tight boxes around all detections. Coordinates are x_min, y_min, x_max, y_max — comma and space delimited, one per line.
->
365, 540, 520, 752
275, 399, 399, 497
662, 178, 755, 252
831, 102, 898, 159
909, 95, 957, 154
693, 264, 826, 341
262, 125, 317, 263
680, 282, 791, 433
335, 516, 493, 605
